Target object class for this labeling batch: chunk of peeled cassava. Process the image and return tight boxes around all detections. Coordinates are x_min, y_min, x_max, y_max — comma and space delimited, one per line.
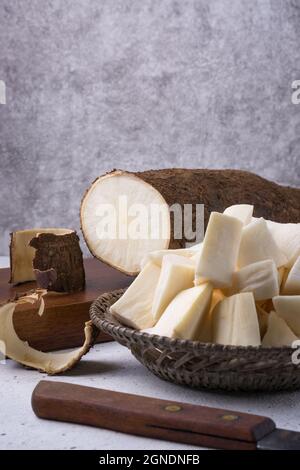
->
262, 311, 298, 347
232, 259, 279, 301
110, 261, 160, 329
196, 289, 225, 342
212, 292, 261, 346
272, 295, 300, 336
238, 218, 286, 269
140, 243, 203, 269
278, 266, 287, 288
145, 284, 213, 340
223, 204, 253, 225
151, 255, 195, 321
256, 304, 269, 338
195, 212, 243, 288
263, 219, 300, 268
281, 256, 300, 295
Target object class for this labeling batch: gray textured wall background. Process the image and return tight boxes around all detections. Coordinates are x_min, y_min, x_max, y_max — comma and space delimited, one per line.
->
0, 0, 300, 256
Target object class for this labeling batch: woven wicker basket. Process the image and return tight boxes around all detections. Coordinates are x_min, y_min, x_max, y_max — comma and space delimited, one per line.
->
90, 289, 300, 392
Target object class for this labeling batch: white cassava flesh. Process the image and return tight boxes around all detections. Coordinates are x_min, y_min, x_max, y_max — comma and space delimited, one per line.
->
151, 255, 195, 321
145, 284, 213, 340
256, 304, 269, 338
252, 218, 300, 267
232, 260, 279, 301
195, 212, 243, 288
110, 262, 160, 329
278, 266, 287, 288
262, 311, 298, 347
282, 256, 300, 295
140, 243, 202, 269
10, 228, 73, 284
212, 293, 261, 346
223, 204, 253, 225
0, 290, 93, 374
81, 171, 170, 275
209, 289, 226, 314
238, 218, 286, 269
273, 295, 300, 336
196, 289, 225, 342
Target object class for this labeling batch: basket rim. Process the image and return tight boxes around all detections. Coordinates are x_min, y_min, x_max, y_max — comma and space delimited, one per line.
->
90, 289, 295, 354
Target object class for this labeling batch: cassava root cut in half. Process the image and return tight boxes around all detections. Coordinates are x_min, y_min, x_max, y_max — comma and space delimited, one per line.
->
0, 290, 95, 374
10, 229, 85, 293
81, 169, 300, 275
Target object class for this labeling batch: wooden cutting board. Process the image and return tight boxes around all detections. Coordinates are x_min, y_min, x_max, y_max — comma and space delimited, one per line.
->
0, 258, 133, 352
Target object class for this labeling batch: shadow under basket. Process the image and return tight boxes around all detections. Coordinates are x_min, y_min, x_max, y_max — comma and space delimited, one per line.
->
90, 289, 300, 392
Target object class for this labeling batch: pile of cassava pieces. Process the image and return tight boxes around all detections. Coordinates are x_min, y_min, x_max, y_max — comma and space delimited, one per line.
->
110, 204, 300, 348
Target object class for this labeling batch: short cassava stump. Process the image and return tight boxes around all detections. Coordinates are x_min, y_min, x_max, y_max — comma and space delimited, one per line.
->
90, 289, 300, 392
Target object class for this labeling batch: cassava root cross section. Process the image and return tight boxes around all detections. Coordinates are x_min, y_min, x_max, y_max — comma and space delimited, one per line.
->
80, 169, 300, 275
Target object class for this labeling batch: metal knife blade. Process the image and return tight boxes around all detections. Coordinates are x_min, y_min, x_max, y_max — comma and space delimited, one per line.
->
257, 428, 300, 450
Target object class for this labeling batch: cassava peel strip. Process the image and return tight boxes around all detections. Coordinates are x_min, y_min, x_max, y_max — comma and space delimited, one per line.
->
0, 290, 95, 374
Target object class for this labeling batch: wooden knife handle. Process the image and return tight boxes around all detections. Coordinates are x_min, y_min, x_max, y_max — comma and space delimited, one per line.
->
32, 381, 275, 450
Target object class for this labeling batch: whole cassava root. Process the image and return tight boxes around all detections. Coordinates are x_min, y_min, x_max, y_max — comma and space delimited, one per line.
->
81, 169, 300, 275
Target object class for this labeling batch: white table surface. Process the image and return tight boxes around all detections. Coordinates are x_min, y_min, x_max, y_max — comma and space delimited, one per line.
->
0, 255, 300, 450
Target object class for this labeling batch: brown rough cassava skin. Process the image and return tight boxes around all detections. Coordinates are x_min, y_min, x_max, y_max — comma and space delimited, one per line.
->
30, 232, 85, 293
135, 168, 300, 249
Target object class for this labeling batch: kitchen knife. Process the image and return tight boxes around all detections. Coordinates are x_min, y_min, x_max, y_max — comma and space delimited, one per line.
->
32, 381, 300, 450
